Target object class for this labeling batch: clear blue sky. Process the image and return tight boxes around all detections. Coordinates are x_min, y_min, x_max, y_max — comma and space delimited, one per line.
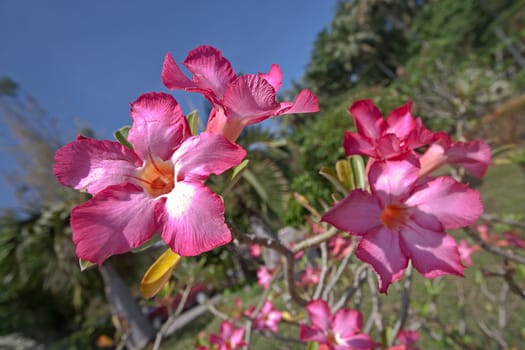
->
0, 0, 337, 209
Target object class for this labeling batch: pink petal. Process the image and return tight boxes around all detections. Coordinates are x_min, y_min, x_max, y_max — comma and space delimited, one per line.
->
128, 92, 191, 161
183, 45, 236, 100
375, 134, 403, 159
404, 177, 483, 230
222, 74, 280, 124
343, 131, 375, 157
368, 157, 420, 205
356, 227, 408, 293
158, 182, 231, 256
299, 324, 328, 343
322, 190, 383, 235
333, 309, 362, 338
259, 64, 283, 93
209, 334, 224, 346
71, 183, 157, 265
173, 132, 246, 182
385, 101, 415, 139
220, 320, 235, 338
400, 222, 464, 278
54, 138, 141, 194
275, 89, 320, 115
348, 99, 386, 139
161, 52, 197, 90
230, 327, 246, 347
345, 334, 376, 350
306, 299, 332, 331
445, 140, 491, 178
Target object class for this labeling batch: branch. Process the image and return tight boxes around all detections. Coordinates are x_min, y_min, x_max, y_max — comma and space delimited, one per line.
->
464, 227, 525, 264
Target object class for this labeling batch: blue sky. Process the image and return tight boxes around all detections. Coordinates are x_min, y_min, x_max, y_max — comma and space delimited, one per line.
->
0, 0, 336, 209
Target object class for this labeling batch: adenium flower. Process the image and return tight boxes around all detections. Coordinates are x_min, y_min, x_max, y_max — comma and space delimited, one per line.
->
162, 45, 319, 142
209, 320, 247, 350
244, 300, 282, 332
457, 239, 480, 267
343, 99, 434, 160
299, 299, 375, 350
54, 92, 246, 264
387, 330, 420, 350
256, 266, 272, 290
297, 267, 321, 288
322, 156, 483, 293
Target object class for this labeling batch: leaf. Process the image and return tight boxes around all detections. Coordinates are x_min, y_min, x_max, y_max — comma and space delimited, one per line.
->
186, 109, 199, 135
113, 125, 133, 150
221, 159, 250, 196
319, 166, 348, 195
79, 259, 96, 272
335, 159, 354, 192
306, 341, 319, 350
140, 249, 181, 299
350, 155, 366, 189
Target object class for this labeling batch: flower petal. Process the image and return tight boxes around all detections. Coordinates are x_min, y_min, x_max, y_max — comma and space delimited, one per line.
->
222, 74, 280, 124
368, 157, 420, 205
259, 64, 283, 93
322, 189, 383, 235
343, 131, 375, 157
161, 52, 197, 90
306, 299, 332, 331
405, 177, 483, 230
400, 222, 464, 278
356, 227, 408, 293
348, 99, 386, 139
53, 138, 141, 194
71, 183, 157, 265
385, 101, 415, 139
173, 132, 246, 182
344, 334, 376, 350
128, 92, 191, 161
183, 45, 236, 101
445, 140, 492, 178
299, 324, 328, 343
333, 309, 362, 338
275, 89, 320, 115
159, 182, 231, 256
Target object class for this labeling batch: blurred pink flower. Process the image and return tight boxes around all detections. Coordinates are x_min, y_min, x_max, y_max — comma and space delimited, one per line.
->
328, 234, 353, 260
322, 156, 483, 293
257, 266, 273, 290
387, 330, 420, 350
244, 300, 282, 333
457, 239, 480, 266
209, 320, 247, 350
162, 45, 319, 142
249, 244, 262, 258
504, 232, 525, 249
54, 92, 246, 264
299, 299, 375, 350
298, 267, 321, 287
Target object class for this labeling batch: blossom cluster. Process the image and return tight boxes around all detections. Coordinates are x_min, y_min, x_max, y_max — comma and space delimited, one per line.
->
53, 45, 319, 265
322, 99, 491, 292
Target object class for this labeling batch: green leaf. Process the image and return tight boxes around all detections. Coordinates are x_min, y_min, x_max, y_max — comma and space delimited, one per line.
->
186, 109, 199, 135
114, 125, 133, 150
306, 341, 319, 350
221, 159, 250, 196
79, 259, 96, 272
350, 155, 366, 189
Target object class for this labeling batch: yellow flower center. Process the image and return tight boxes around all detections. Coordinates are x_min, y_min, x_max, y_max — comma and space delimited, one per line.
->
381, 204, 409, 229
137, 158, 174, 197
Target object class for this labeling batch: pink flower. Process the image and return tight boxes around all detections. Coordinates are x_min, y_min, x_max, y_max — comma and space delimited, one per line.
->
298, 267, 321, 287
387, 330, 420, 350
256, 266, 272, 290
54, 92, 246, 264
457, 239, 480, 267
209, 320, 247, 350
299, 299, 375, 350
504, 232, 525, 249
419, 133, 491, 178
343, 99, 434, 160
249, 244, 262, 258
244, 300, 282, 333
162, 45, 319, 142
322, 156, 483, 293
328, 234, 353, 260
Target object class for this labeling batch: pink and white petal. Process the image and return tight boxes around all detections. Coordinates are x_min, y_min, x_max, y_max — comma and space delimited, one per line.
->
322, 190, 383, 235
231, 328, 246, 347
349, 99, 386, 139
385, 101, 415, 139
183, 45, 236, 100
71, 183, 158, 265
306, 299, 332, 331
275, 89, 320, 115
400, 222, 464, 278
368, 157, 420, 205
344, 334, 376, 350
172, 132, 246, 182
54, 138, 142, 194
159, 182, 231, 256
161, 52, 198, 90
259, 64, 283, 93
299, 324, 328, 343
356, 227, 408, 293
223, 74, 280, 125
404, 177, 483, 230
445, 140, 491, 178
343, 131, 376, 157
220, 320, 235, 338
333, 309, 362, 338
128, 92, 191, 161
